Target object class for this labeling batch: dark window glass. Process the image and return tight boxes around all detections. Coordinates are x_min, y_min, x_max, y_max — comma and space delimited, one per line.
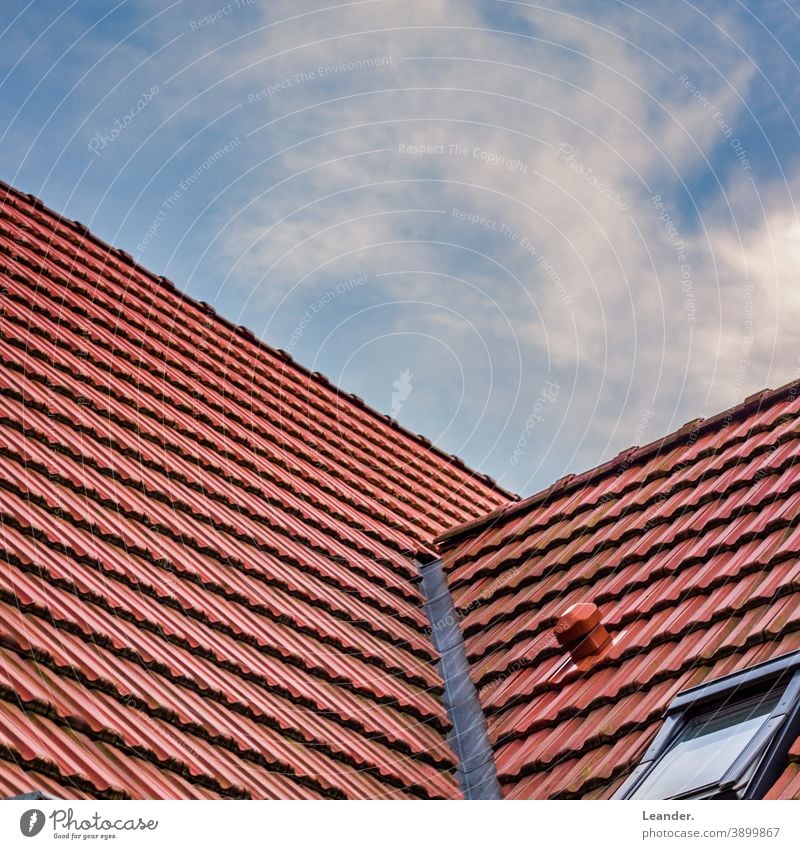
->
631, 691, 780, 799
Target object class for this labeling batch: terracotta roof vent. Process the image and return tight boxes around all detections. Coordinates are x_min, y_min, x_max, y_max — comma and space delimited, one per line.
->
554, 602, 610, 661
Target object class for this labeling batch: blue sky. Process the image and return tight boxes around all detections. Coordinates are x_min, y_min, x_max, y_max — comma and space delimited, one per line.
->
3, 0, 800, 496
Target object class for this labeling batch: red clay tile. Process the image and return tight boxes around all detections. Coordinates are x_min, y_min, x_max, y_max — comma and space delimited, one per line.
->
0, 180, 513, 799
439, 380, 800, 798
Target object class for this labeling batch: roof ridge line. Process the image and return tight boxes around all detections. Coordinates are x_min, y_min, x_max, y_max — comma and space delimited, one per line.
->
0, 179, 516, 503
436, 381, 800, 549
449, 415, 798, 586
0, 263, 460, 545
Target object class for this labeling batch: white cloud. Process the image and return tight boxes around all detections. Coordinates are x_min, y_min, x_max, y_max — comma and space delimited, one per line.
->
178, 0, 800, 493
13, 0, 799, 494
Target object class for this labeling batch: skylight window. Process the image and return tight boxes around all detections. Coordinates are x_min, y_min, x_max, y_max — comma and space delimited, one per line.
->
616, 651, 800, 800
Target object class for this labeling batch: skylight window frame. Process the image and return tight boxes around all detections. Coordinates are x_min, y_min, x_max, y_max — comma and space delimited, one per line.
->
615, 650, 800, 800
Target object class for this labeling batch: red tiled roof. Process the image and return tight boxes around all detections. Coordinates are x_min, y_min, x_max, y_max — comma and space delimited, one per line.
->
0, 179, 513, 799
765, 738, 800, 800
437, 385, 800, 798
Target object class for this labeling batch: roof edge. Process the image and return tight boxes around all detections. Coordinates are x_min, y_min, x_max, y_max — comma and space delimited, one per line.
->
0, 179, 517, 503
435, 381, 800, 550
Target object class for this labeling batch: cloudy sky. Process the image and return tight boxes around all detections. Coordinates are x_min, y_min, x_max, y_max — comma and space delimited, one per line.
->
3, 0, 800, 496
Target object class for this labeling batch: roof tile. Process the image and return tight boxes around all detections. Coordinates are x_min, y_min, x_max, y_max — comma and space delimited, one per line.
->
0, 179, 512, 799
440, 383, 800, 797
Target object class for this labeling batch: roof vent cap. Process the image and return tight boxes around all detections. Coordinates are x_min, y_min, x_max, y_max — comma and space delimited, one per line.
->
554, 602, 610, 661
